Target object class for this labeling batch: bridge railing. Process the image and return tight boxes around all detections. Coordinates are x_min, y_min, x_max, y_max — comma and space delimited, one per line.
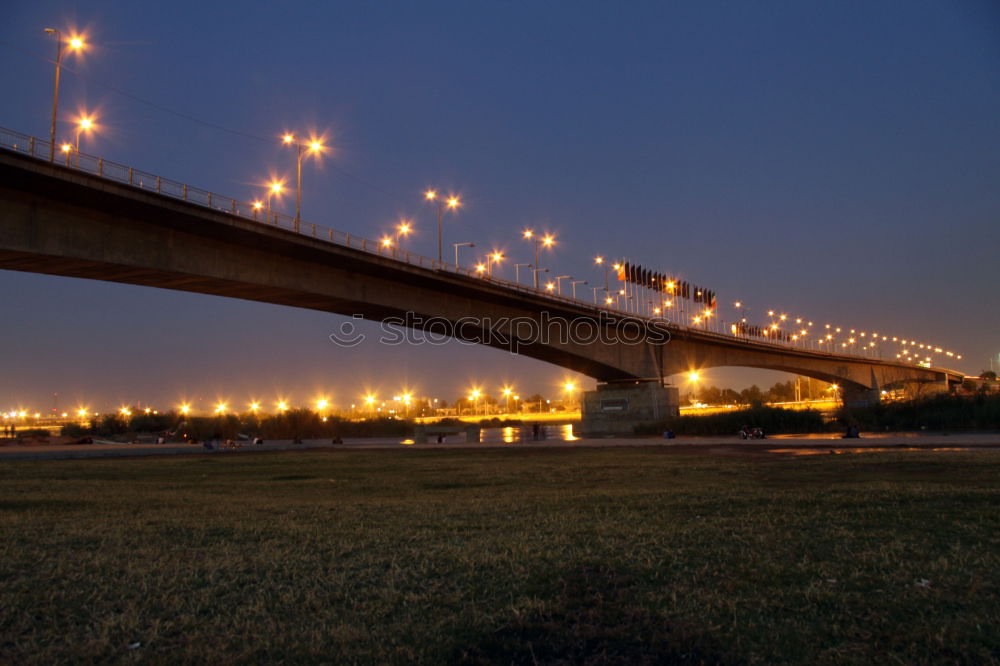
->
0, 126, 902, 364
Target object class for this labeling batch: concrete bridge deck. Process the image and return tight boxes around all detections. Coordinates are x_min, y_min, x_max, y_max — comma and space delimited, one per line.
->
0, 135, 963, 403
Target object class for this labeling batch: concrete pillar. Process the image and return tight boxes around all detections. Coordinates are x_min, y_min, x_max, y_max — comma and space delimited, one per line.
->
840, 384, 881, 408
581, 381, 680, 437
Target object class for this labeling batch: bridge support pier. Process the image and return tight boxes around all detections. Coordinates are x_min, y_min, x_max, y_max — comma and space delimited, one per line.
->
840, 384, 881, 408
581, 381, 679, 437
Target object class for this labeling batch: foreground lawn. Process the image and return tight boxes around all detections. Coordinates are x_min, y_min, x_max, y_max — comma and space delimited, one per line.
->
1, 448, 998, 664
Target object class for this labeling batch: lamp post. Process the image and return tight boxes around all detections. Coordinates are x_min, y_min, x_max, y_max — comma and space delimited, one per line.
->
395, 219, 412, 249
514, 263, 531, 284
282, 133, 324, 232
453, 241, 474, 267
73, 115, 94, 165
486, 251, 504, 277
594, 256, 610, 293
44, 29, 84, 162
265, 180, 283, 225
425, 190, 461, 263
563, 382, 576, 410
592, 286, 602, 303
554, 275, 571, 296
522, 230, 554, 288
570, 280, 587, 300
531, 267, 549, 287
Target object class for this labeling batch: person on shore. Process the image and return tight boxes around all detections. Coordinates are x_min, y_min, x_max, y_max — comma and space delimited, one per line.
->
842, 425, 860, 439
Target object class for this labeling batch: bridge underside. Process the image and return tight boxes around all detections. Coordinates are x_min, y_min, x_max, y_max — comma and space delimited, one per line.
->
0, 150, 962, 397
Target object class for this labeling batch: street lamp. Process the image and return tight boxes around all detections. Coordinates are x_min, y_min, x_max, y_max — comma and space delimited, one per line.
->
486, 251, 504, 277
514, 263, 532, 285
44, 28, 85, 162
395, 219, 412, 249
425, 189, 461, 263
522, 230, 555, 288
263, 180, 284, 225
453, 241, 475, 266
282, 133, 325, 232
73, 115, 95, 165
570, 279, 587, 300
502, 386, 513, 414
594, 256, 610, 293
554, 275, 571, 295
532, 267, 549, 287
563, 381, 576, 410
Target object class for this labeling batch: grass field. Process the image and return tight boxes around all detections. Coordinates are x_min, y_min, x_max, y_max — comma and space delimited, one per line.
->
2, 447, 999, 664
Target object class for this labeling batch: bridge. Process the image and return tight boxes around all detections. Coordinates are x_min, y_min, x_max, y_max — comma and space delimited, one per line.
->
0, 128, 962, 430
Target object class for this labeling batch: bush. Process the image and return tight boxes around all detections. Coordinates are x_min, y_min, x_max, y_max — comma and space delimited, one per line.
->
13, 428, 50, 438
837, 393, 1000, 431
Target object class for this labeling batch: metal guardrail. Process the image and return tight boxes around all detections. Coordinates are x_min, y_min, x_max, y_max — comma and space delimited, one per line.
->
0, 126, 909, 364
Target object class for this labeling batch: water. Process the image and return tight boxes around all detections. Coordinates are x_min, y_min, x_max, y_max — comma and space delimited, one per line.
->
345, 424, 578, 447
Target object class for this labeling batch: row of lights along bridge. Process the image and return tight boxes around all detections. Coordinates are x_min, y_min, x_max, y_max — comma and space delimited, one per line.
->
35, 27, 960, 367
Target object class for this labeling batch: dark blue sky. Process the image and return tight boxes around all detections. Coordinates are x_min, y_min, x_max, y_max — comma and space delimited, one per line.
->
2, 1, 998, 412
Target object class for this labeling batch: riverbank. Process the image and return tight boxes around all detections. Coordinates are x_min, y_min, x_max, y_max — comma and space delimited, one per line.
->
1, 431, 998, 460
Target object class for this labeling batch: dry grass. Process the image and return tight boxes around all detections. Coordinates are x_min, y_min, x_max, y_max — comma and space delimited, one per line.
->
1, 447, 999, 664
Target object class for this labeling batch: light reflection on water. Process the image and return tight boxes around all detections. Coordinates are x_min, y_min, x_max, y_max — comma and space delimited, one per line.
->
478, 424, 576, 444
768, 447, 973, 456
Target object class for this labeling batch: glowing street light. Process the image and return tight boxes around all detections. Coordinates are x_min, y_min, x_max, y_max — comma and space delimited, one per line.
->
594, 256, 611, 294
395, 219, 412, 249
563, 381, 576, 409
486, 251, 504, 277
72, 114, 95, 165
276, 400, 289, 413
249, 401, 261, 414
179, 404, 191, 416
44, 28, 85, 162
282, 133, 325, 232
424, 189, 461, 263
261, 179, 284, 224
502, 386, 513, 413
214, 402, 227, 415
522, 230, 556, 288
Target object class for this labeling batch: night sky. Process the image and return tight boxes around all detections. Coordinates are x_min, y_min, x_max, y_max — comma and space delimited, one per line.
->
1, 1, 998, 413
